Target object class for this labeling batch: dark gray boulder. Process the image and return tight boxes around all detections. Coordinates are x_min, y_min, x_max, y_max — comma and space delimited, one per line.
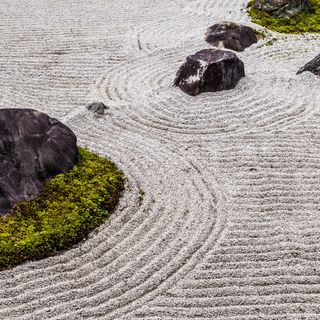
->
252, 0, 311, 18
174, 49, 245, 96
297, 54, 320, 76
87, 102, 109, 115
0, 109, 78, 215
205, 21, 258, 52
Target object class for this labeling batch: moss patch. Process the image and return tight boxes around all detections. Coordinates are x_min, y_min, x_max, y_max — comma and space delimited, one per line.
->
138, 188, 145, 206
248, 0, 320, 33
0, 147, 125, 270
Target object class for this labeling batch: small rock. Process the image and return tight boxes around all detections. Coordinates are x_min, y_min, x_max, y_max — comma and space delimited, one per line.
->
297, 53, 320, 76
174, 49, 245, 96
252, 0, 311, 18
0, 109, 78, 215
205, 21, 258, 52
87, 102, 109, 115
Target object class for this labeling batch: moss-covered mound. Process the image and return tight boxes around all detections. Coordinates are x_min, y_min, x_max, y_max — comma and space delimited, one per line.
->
0, 147, 124, 270
248, 0, 320, 33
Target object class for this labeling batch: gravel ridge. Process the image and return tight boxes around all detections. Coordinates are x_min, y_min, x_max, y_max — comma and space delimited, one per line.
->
0, 0, 320, 319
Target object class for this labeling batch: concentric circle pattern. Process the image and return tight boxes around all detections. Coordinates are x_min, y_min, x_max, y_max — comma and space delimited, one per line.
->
1, 0, 320, 319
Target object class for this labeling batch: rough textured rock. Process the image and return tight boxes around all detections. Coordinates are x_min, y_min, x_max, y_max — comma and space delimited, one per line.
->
174, 49, 245, 96
87, 102, 109, 115
0, 109, 78, 215
296, 54, 320, 76
205, 21, 258, 52
252, 0, 311, 18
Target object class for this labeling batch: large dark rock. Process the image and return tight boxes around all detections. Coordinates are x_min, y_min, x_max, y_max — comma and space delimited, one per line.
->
174, 49, 245, 96
205, 21, 258, 52
252, 0, 311, 18
297, 54, 320, 76
0, 109, 78, 215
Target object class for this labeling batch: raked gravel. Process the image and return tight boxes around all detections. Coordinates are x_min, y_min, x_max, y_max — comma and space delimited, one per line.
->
0, 0, 320, 319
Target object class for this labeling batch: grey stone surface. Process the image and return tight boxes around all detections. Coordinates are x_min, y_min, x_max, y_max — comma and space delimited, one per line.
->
205, 21, 258, 52
252, 0, 311, 18
87, 102, 109, 115
174, 48, 245, 96
0, 109, 77, 215
297, 53, 320, 76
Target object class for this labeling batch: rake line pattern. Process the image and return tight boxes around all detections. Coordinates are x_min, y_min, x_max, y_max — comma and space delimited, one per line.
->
0, 0, 320, 319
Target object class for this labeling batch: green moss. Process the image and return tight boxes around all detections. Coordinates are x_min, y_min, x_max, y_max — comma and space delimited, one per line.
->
257, 37, 278, 47
249, 27, 267, 38
0, 147, 125, 270
248, 0, 320, 33
265, 37, 278, 45
138, 188, 145, 206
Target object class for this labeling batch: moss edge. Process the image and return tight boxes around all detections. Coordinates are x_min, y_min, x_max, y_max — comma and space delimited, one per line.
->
247, 0, 320, 34
0, 146, 125, 270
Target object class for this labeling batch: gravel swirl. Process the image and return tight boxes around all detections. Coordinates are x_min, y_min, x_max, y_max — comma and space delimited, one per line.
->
1, 0, 320, 319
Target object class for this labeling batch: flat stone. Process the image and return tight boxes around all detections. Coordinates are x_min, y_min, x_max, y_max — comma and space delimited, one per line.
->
0, 109, 78, 215
252, 0, 311, 18
205, 21, 258, 52
297, 53, 320, 76
174, 49, 245, 96
87, 102, 109, 115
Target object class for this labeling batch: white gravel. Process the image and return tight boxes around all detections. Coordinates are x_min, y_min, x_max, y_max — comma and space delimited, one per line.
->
1, 0, 320, 319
